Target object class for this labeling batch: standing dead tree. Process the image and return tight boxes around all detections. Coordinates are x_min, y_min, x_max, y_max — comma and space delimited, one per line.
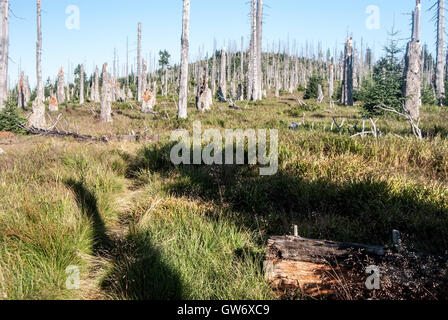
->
28, 0, 46, 129
100, 63, 112, 122
341, 37, 354, 106
137, 22, 142, 102
196, 64, 213, 112
218, 47, 227, 101
93, 66, 100, 103
54, 67, 64, 110
0, 0, 9, 109
328, 62, 334, 100
178, 0, 190, 119
256, 0, 263, 101
79, 64, 85, 104
403, 0, 422, 120
435, 0, 445, 105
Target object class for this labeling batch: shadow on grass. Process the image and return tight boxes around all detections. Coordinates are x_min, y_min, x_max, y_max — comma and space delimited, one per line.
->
65, 178, 183, 300
65, 178, 112, 254
100, 233, 184, 300
126, 142, 448, 255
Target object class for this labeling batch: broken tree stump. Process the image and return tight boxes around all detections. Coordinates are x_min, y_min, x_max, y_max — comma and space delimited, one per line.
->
264, 236, 386, 297
264, 235, 448, 299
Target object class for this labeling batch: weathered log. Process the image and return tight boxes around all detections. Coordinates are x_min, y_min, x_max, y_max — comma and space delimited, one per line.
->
25, 126, 109, 142
264, 235, 448, 298
24, 126, 159, 144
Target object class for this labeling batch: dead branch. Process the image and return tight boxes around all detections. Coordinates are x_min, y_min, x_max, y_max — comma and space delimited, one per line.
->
376, 104, 422, 140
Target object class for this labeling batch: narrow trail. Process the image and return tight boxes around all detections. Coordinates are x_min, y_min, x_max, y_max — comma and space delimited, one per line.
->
81, 182, 141, 300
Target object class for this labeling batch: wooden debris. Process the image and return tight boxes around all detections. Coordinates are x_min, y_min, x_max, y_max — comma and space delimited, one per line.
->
264, 235, 448, 298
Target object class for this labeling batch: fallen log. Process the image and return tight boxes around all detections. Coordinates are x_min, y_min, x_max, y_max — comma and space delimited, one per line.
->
264, 235, 448, 299
25, 126, 109, 142
24, 126, 159, 143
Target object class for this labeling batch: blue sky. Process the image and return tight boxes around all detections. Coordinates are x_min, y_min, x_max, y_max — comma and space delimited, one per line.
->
8, 0, 440, 87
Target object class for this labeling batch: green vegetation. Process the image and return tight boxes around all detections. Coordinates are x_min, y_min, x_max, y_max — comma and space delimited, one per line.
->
0, 94, 447, 300
0, 97, 26, 133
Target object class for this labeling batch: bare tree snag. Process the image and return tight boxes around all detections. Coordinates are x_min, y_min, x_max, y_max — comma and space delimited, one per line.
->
249, 0, 258, 101
54, 67, 64, 111
317, 84, 324, 103
219, 47, 227, 101
341, 37, 354, 106
137, 22, 142, 102
178, 0, 190, 119
100, 63, 112, 123
435, 0, 445, 105
403, 0, 422, 120
141, 89, 156, 113
196, 66, 212, 112
17, 73, 24, 109
28, 0, 46, 129
80, 64, 84, 104
0, 0, 9, 110
49, 95, 58, 112
256, 0, 263, 100
328, 62, 334, 99
211, 39, 217, 96
94, 66, 100, 103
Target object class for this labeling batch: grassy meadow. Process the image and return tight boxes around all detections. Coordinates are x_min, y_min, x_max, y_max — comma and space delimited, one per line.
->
0, 93, 448, 300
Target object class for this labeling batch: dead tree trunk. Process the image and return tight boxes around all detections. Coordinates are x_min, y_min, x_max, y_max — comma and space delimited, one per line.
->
100, 63, 112, 122
249, 0, 258, 101
137, 22, 142, 102
403, 0, 422, 120
256, 0, 263, 100
54, 67, 64, 110
28, 0, 46, 129
435, 0, 445, 106
211, 39, 217, 97
328, 62, 334, 99
178, 0, 190, 119
0, 0, 9, 109
341, 37, 354, 106
79, 63, 84, 104
219, 47, 227, 101
17, 73, 24, 109
94, 66, 100, 103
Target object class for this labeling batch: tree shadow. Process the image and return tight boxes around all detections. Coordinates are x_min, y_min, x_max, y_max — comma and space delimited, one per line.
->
65, 177, 184, 300
65, 178, 112, 254
126, 143, 448, 255
100, 233, 184, 300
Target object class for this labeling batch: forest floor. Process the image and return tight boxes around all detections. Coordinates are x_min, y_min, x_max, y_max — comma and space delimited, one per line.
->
1, 93, 448, 300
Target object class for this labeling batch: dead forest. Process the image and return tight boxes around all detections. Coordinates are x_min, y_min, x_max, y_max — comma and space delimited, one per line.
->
0, 0, 448, 301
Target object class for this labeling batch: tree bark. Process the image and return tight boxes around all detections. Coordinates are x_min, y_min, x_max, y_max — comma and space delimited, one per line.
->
100, 63, 112, 122
178, 0, 190, 119
28, 0, 46, 129
249, 0, 258, 100
328, 62, 334, 99
256, 0, 263, 100
436, 0, 445, 106
341, 37, 354, 106
137, 22, 142, 102
403, 0, 422, 120
79, 64, 84, 104
219, 47, 227, 101
0, 0, 9, 109
55, 67, 64, 109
